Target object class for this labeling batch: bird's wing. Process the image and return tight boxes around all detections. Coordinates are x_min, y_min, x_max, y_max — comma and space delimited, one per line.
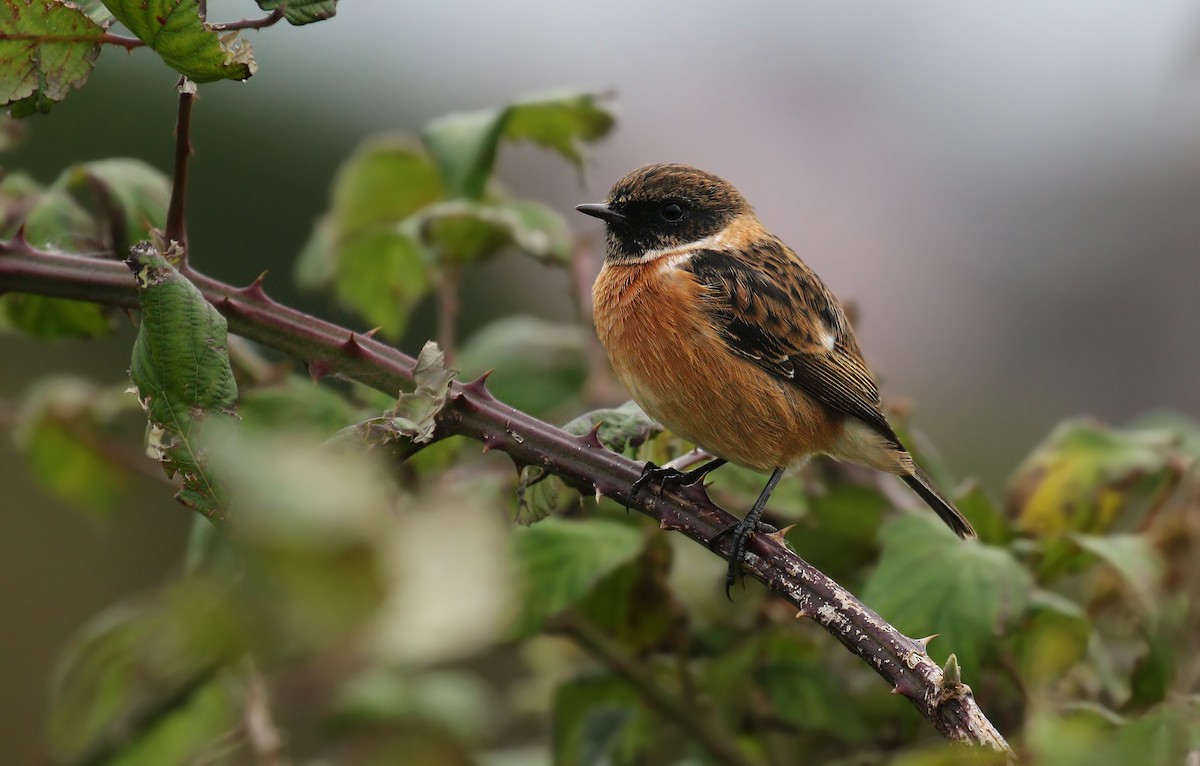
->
685, 241, 900, 445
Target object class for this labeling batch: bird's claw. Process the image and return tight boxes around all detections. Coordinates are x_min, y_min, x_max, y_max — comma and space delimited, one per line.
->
626, 460, 710, 510
711, 517, 780, 599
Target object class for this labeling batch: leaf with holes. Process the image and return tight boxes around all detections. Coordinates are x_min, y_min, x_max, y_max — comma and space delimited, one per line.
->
381, 341, 456, 444
0, 0, 106, 115
101, 0, 256, 82
127, 242, 238, 520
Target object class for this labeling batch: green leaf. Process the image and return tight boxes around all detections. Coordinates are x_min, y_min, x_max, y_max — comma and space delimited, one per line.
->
334, 227, 431, 338
22, 185, 98, 250
423, 90, 615, 199
509, 518, 646, 637
860, 514, 1033, 677
514, 466, 579, 525
127, 242, 238, 520
238, 375, 363, 435
514, 402, 661, 525
203, 426, 395, 654
47, 581, 248, 763
101, 0, 256, 82
954, 481, 1012, 545
562, 400, 662, 455
296, 139, 442, 335
1073, 533, 1164, 611
1008, 419, 1183, 536
56, 158, 171, 253
574, 535, 675, 654
0, 180, 113, 337
1011, 589, 1091, 691
329, 138, 444, 239
459, 316, 587, 416
255, 0, 337, 25
12, 377, 134, 518
755, 633, 871, 742
415, 198, 572, 266
790, 482, 888, 587
1, 293, 111, 338
0, 0, 105, 114
332, 669, 493, 740
553, 674, 641, 766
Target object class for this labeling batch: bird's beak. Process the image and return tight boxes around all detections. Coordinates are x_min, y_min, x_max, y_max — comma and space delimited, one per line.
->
575, 202, 626, 225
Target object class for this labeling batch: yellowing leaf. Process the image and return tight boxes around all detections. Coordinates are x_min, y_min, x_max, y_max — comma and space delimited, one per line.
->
1008, 419, 1183, 536
0, 0, 105, 114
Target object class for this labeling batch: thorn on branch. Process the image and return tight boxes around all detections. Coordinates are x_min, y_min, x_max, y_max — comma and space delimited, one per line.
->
238, 271, 269, 301
460, 369, 495, 399
767, 523, 796, 541
340, 333, 368, 358
915, 634, 940, 653
480, 435, 505, 453
578, 421, 605, 450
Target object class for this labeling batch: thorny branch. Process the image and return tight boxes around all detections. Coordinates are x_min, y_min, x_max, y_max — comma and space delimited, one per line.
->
0, 239, 1013, 756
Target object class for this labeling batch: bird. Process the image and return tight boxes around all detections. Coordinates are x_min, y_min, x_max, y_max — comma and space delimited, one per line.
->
577, 163, 975, 594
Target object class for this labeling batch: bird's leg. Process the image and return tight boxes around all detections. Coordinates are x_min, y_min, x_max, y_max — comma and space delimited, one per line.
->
711, 466, 785, 599
629, 457, 728, 501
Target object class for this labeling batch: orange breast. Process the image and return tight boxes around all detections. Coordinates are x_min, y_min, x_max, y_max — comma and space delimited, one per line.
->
592, 260, 841, 472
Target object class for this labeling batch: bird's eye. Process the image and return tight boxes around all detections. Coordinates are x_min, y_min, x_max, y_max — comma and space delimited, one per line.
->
660, 202, 685, 222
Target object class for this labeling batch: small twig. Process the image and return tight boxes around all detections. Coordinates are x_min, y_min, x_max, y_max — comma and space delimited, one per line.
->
165, 84, 196, 256
0, 32, 144, 50
436, 266, 460, 364
209, 8, 286, 32
242, 660, 290, 766
557, 611, 759, 766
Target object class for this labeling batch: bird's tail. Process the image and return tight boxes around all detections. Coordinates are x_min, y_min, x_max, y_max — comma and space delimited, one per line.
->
902, 465, 976, 539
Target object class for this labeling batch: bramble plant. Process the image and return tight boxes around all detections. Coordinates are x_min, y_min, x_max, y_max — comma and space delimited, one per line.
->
1, 3, 1198, 765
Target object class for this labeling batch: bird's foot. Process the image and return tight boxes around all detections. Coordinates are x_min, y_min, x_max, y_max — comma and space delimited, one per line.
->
711, 517, 778, 600
626, 458, 726, 510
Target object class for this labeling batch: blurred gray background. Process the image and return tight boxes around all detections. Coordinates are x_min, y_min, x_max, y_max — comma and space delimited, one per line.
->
4, 1, 1200, 758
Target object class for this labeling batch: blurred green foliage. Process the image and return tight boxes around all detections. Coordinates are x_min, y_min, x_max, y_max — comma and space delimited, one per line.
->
2, 4, 1199, 765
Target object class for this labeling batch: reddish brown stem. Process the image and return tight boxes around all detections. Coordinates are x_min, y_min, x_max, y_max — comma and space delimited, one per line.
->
209, 8, 285, 32
0, 32, 142, 50
165, 87, 195, 255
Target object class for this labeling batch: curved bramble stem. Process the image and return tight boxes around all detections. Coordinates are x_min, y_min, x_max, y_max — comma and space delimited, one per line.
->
0, 239, 1013, 755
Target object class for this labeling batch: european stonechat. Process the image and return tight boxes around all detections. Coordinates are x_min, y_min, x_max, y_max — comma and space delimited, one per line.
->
577, 164, 975, 593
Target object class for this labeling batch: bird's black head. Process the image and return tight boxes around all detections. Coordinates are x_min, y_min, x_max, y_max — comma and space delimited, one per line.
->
576, 164, 749, 262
